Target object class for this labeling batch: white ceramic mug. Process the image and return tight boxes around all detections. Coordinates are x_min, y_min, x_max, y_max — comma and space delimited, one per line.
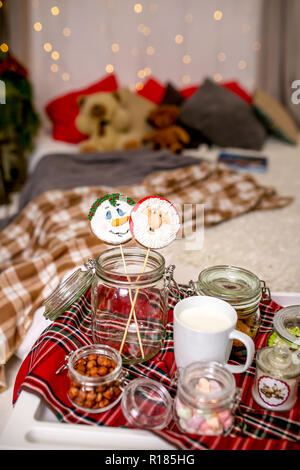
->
173, 296, 255, 374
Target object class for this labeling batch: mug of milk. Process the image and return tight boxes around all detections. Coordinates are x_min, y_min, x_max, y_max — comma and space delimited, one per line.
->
173, 296, 255, 373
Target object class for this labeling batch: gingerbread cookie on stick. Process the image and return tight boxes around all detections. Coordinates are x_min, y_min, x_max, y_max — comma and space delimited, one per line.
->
88, 193, 144, 359
119, 196, 180, 355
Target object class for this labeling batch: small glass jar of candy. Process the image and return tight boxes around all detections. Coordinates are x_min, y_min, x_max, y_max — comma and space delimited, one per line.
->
268, 305, 300, 351
174, 362, 241, 436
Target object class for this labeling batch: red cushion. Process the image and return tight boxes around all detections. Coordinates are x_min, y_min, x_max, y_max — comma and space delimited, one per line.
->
45, 74, 119, 143
180, 86, 199, 99
137, 77, 166, 104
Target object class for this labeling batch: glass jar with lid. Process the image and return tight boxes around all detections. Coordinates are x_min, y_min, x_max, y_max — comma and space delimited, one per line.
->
252, 342, 300, 411
190, 265, 267, 349
173, 361, 241, 436
268, 305, 300, 351
44, 246, 178, 365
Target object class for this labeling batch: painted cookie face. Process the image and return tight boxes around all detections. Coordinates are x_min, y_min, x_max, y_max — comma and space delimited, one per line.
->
88, 193, 135, 245
129, 196, 180, 249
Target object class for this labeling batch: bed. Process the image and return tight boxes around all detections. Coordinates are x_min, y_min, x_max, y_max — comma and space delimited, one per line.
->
0, 77, 299, 450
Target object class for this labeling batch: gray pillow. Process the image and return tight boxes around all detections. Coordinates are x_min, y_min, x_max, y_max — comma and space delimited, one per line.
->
179, 78, 266, 150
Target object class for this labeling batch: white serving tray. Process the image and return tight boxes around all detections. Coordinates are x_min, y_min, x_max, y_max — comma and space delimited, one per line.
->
0, 291, 299, 450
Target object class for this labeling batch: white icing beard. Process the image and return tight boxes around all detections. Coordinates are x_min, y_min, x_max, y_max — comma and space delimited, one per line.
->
131, 198, 180, 249
91, 200, 133, 245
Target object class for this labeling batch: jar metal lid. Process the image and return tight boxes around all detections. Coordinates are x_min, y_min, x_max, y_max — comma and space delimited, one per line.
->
196, 265, 262, 308
121, 377, 173, 430
273, 305, 300, 348
43, 261, 96, 321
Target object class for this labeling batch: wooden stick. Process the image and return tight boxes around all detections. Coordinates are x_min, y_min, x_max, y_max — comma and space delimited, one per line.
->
119, 247, 150, 356
119, 244, 144, 358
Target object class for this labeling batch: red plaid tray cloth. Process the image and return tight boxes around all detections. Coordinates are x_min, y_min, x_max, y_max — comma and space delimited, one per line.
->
13, 286, 300, 451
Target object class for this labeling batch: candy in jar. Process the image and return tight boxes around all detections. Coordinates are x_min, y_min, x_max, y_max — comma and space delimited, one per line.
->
252, 342, 300, 411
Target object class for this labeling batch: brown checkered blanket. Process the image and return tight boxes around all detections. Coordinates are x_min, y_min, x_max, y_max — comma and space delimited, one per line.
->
0, 161, 292, 391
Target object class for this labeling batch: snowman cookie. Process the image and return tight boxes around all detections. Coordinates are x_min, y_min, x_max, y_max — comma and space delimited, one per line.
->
129, 196, 180, 249
88, 193, 135, 245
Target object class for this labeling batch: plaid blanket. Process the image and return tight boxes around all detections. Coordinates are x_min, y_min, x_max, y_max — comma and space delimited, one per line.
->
0, 161, 292, 391
13, 286, 300, 450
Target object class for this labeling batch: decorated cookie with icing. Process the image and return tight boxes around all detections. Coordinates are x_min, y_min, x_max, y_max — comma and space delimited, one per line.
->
88, 193, 135, 245
129, 196, 180, 249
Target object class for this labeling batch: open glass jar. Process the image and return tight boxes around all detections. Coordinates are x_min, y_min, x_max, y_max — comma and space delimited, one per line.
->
44, 247, 178, 365
268, 305, 300, 351
191, 265, 266, 348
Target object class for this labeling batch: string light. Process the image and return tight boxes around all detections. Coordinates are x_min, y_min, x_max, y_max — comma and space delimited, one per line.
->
136, 82, 144, 91
213, 10, 223, 21
184, 13, 193, 23
144, 67, 151, 76
175, 34, 183, 44
33, 22, 43, 31
137, 69, 145, 79
50, 64, 58, 72
62, 27, 71, 37
51, 51, 60, 60
43, 42, 53, 52
111, 43, 120, 53
134, 3, 143, 13
253, 41, 261, 51
0, 2, 3, 8
182, 75, 191, 84
51, 6, 60, 16
182, 55, 191, 64
238, 60, 247, 70
214, 73, 223, 82
146, 46, 155, 55
106, 64, 114, 73
62, 72, 70, 81
0, 43, 9, 53
217, 52, 226, 62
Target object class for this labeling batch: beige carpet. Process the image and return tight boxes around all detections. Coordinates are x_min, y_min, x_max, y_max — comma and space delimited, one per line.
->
161, 137, 300, 294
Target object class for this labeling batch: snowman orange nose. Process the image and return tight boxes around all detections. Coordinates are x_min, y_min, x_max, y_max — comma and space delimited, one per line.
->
112, 216, 129, 227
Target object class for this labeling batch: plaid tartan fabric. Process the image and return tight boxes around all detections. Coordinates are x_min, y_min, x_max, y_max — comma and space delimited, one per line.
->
13, 285, 300, 450
0, 161, 293, 391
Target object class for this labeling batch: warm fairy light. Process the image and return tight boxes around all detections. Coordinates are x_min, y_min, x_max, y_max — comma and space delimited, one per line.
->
182, 55, 191, 64
137, 69, 145, 79
182, 75, 191, 84
0, 43, 9, 53
0, 2, 3, 8
33, 22, 43, 31
134, 3, 143, 13
253, 41, 261, 51
50, 64, 58, 72
185, 13, 193, 23
111, 43, 119, 53
43, 42, 52, 52
214, 10, 223, 21
217, 52, 226, 62
51, 51, 60, 60
238, 60, 247, 70
136, 82, 144, 91
175, 34, 183, 44
106, 64, 114, 73
62, 27, 71, 37
214, 73, 223, 82
144, 67, 151, 76
51, 6, 60, 16
146, 46, 155, 55
142, 26, 151, 36
62, 72, 70, 81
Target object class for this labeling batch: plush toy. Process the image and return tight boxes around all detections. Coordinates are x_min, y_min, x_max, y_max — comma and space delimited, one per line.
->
142, 105, 190, 154
75, 88, 155, 153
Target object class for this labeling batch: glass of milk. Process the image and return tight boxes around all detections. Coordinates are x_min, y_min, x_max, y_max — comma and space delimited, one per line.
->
173, 296, 255, 373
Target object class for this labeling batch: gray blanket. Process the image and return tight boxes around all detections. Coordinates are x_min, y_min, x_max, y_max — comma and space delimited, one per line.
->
0, 148, 201, 231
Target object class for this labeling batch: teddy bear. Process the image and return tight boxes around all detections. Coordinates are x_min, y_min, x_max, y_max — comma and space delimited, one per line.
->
75, 88, 155, 153
142, 104, 190, 154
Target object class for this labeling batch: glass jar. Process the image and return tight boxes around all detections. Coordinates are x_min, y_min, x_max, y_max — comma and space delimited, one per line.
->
66, 344, 125, 413
173, 362, 241, 436
252, 343, 300, 411
268, 305, 300, 351
192, 265, 266, 348
43, 247, 178, 366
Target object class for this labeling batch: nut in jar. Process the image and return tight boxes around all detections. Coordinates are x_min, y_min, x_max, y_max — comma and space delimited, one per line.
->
66, 344, 125, 413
